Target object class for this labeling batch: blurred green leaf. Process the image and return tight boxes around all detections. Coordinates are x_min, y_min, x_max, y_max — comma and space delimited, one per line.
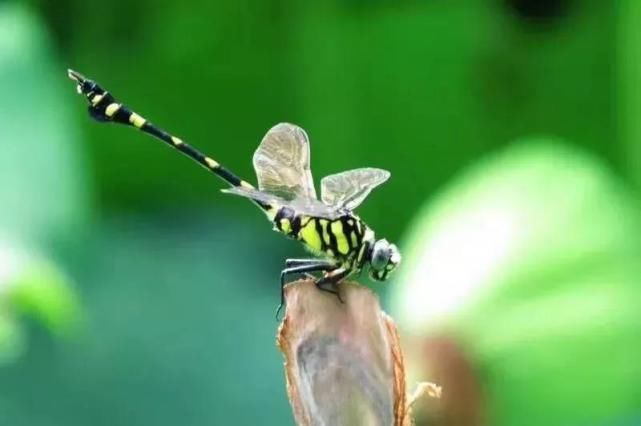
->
0, 3, 85, 362
0, 239, 81, 361
392, 140, 641, 425
8, 259, 81, 337
0, 3, 92, 246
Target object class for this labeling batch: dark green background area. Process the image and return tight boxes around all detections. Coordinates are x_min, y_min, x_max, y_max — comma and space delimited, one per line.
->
47, 0, 618, 239
1, 0, 640, 425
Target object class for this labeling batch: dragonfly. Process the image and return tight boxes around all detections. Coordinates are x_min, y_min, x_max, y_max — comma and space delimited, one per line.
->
67, 69, 401, 316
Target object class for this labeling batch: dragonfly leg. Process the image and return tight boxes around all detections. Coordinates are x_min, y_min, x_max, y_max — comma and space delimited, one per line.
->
314, 267, 350, 304
285, 258, 326, 267
278, 259, 335, 320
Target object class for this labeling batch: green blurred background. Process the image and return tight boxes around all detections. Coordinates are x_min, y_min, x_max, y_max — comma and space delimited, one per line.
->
1, 0, 641, 425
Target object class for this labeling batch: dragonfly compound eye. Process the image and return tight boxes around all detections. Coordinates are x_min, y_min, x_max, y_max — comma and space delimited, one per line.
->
388, 244, 401, 270
371, 239, 391, 270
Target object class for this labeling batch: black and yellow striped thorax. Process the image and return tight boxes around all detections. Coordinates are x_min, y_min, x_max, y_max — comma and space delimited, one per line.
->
273, 207, 372, 266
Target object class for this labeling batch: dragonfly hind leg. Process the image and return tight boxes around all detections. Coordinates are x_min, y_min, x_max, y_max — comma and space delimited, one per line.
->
278, 259, 335, 319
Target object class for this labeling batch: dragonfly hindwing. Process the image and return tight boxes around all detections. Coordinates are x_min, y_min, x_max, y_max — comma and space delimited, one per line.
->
321, 168, 390, 211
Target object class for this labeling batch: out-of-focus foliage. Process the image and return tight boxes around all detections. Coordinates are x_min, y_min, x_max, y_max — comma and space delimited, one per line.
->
392, 140, 641, 425
0, 243, 80, 364
619, 0, 641, 189
1, 218, 295, 425
0, 3, 91, 245
0, 3, 84, 363
0, 0, 639, 425
8, 256, 80, 336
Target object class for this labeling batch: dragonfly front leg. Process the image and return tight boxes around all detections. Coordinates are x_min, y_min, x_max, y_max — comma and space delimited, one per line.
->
314, 267, 350, 304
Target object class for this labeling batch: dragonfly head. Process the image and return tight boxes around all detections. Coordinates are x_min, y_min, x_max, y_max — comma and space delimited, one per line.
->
368, 238, 401, 281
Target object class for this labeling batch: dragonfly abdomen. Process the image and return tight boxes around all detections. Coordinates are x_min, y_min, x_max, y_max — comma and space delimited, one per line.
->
274, 207, 365, 260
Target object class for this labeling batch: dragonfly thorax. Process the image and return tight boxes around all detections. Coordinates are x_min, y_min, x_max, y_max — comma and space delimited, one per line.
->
272, 205, 400, 280
273, 206, 367, 260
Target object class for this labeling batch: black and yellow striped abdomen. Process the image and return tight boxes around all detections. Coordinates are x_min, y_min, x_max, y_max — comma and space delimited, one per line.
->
66, 70, 274, 212
273, 207, 367, 262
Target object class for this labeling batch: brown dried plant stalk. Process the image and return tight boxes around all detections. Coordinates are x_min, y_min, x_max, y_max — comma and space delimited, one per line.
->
277, 280, 440, 426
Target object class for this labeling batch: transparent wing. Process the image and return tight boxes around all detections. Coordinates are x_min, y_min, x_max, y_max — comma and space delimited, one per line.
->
222, 186, 286, 207
253, 123, 317, 201
223, 187, 341, 219
321, 168, 390, 211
